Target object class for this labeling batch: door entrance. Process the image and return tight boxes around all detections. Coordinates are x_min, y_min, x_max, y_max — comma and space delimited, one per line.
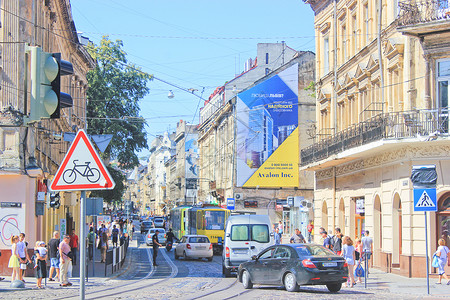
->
355, 214, 365, 240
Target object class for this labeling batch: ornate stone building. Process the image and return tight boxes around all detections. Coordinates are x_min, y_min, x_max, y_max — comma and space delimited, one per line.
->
303, 0, 450, 277
0, 0, 93, 275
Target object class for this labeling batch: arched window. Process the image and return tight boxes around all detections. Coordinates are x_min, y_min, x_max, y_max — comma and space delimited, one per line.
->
437, 196, 450, 247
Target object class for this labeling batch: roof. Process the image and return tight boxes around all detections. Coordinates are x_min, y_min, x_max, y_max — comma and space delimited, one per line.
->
227, 214, 271, 225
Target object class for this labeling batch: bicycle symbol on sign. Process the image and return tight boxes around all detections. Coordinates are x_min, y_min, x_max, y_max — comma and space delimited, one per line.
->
62, 160, 101, 184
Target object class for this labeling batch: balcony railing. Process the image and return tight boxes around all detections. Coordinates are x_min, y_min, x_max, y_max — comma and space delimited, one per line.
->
398, 0, 450, 27
301, 108, 449, 166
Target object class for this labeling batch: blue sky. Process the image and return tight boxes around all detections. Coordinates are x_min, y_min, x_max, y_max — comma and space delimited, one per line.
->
70, 0, 315, 157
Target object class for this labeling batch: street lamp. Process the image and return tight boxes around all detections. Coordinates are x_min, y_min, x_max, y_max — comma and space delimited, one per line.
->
25, 157, 43, 178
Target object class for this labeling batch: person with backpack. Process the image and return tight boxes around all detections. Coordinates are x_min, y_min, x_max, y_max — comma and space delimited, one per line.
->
332, 228, 343, 255
321, 231, 332, 249
87, 227, 95, 261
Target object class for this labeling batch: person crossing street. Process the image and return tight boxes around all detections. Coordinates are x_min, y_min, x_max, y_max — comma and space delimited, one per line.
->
152, 230, 162, 266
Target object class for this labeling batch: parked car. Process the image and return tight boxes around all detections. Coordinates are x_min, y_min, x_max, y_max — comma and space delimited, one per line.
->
153, 217, 165, 228
140, 221, 153, 234
222, 215, 274, 277
175, 235, 213, 261
238, 244, 348, 293
146, 228, 166, 246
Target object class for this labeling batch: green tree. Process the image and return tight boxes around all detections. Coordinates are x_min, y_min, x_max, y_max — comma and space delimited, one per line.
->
85, 36, 152, 204
86, 36, 152, 169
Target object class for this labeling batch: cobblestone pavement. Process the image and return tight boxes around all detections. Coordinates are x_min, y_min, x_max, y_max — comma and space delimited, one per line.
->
1, 232, 449, 299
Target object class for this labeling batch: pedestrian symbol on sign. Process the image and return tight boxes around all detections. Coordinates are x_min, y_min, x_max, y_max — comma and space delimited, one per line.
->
415, 190, 435, 208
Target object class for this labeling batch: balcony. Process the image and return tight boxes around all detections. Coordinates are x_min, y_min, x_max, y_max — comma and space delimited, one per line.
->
301, 108, 449, 167
397, 0, 450, 36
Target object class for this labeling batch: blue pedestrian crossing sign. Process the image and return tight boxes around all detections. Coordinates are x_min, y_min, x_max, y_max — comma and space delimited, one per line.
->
413, 188, 437, 212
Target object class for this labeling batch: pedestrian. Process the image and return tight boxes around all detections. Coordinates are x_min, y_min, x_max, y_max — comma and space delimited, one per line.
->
361, 230, 373, 268
290, 228, 306, 243
435, 238, 450, 285
87, 227, 95, 261
34, 241, 47, 289
69, 229, 79, 266
48, 231, 60, 282
278, 221, 284, 234
59, 235, 72, 287
274, 228, 282, 245
332, 228, 343, 255
307, 221, 314, 243
321, 231, 332, 249
112, 225, 119, 247
100, 229, 108, 263
8, 235, 20, 282
152, 230, 162, 266
319, 227, 326, 245
17, 233, 31, 282
355, 238, 363, 283
342, 236, 356, 287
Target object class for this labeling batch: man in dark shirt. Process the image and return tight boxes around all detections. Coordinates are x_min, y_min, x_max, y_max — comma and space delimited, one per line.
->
112, 225, 119, 247
48, 231, 60, 281
322, 231, 332, 249
332, 227, 342, 255
152, 230, 162, 266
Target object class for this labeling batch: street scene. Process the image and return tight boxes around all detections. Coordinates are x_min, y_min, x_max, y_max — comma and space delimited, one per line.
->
1, 0, 450, 299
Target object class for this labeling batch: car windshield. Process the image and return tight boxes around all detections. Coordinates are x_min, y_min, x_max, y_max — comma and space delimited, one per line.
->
230, 224, 269, 243
189, 237, 210, 243
150, 229, 165, 234
295, 245, 335, 257
142, 222, 152, 226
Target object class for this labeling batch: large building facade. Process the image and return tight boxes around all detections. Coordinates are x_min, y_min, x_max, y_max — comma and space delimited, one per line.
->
303, 0, 450, 277
198, 43, 316, 236
0, 0, 93, 275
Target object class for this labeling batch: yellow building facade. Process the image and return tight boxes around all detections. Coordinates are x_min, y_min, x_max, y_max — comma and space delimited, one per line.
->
303, 0, 450, 277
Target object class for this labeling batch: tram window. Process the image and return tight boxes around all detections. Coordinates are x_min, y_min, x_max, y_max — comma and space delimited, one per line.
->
197, 212, 203, 230
204, 211, 225, 230
231, 225, 249, 241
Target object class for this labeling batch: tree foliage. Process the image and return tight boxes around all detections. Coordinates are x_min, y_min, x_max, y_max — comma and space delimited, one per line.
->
89, 166, 126, 204
86, 36, 152, 169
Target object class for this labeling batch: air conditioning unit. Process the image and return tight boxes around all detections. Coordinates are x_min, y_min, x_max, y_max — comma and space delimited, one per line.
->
235, 193, 243, 200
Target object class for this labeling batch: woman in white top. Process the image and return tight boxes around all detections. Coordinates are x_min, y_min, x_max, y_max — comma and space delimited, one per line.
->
435, 238, 450, 285
342, 236, 356, 287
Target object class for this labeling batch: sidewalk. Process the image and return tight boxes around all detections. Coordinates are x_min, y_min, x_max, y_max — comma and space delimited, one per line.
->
0, 239, 138, 291
349, 267, 450, 298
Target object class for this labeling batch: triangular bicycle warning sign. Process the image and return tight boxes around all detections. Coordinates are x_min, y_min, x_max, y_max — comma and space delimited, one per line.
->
50, 129, 115, 191
415, 190, 435, 208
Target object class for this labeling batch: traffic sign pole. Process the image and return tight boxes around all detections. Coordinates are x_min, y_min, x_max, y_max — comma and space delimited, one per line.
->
80, 190, 86, 300
425, 211, 430, 295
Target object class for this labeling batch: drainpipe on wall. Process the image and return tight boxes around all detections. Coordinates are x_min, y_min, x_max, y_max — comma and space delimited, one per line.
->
332, 0, 338, 231
378, 0, 385, 114
333, 166, 336, 231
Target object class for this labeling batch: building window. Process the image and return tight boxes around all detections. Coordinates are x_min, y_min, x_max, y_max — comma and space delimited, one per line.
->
265, 53, 269, 64
324, 36, 329, 74
364, 3, 370, 45
341, 23, 347, 64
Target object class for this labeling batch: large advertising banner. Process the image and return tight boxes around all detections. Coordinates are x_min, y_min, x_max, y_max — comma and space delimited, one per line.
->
236, 64, 298, 188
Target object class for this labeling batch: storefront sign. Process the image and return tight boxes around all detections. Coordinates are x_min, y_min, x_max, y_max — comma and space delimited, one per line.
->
355, 198, 365, 214
244, 200, 258, 208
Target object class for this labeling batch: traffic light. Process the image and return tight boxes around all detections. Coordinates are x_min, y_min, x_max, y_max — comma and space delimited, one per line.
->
49, 193, 61, 209
24, 46, 74, 124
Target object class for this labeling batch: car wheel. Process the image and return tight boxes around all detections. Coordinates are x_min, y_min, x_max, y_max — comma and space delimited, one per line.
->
222, 265, 232, 278
241, 270, 253, 289
183, 251, 188, 260
207, 256, 213, 262
326, 283, 342, 293
283, 272, 299, 292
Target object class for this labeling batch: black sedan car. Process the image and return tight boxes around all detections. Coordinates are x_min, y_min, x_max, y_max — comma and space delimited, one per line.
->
238, 244, 348, 293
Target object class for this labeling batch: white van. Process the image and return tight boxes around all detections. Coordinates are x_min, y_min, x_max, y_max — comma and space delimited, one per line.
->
222, 215, 274, 277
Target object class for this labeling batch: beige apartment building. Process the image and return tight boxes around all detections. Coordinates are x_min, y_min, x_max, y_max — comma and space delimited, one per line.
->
303, 0, 450, 277
0, 0, 93, 275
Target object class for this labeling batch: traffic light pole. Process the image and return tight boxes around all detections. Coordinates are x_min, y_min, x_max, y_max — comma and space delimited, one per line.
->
80, 191, 86, 300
